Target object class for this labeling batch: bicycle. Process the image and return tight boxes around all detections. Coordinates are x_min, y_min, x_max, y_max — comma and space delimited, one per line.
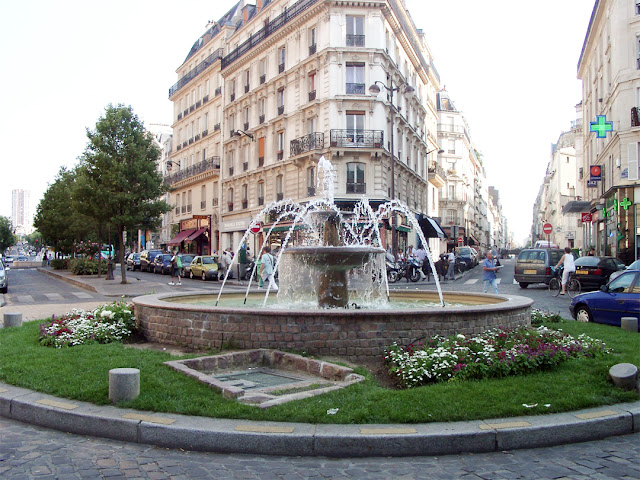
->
548, 266, 581, 298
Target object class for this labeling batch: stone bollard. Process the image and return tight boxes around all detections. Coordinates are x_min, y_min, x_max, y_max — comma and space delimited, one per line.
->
109, 368, 140, 403
3, 312, 23, 328
620, 317, 638, 333
609, 363, 639, 391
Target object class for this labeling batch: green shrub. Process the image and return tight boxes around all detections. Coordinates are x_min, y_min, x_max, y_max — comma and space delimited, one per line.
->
68, 258, 106, 275
531, 308, 565, 326
50, 258, 69, 270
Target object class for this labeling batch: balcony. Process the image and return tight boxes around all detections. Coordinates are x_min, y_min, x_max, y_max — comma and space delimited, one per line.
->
163, 156, 221, 186
201, 201, 206, 210
182, 142, 188, 148
181, 206, 186, 214
194, 134, 200, 141
176, 145, 182, 151
308, 90, 316, 101
196, 100, 201, 108
346, 182, 366, 194
632, 107, 640, 127
258, 196, 264, 205
187, 204, 192, 213
230, 92, 236, 102
258, 156, 264, 167
243, 122, 249, 131
427, 161, 446, 188
203, 95, 209, 103
346, 83, 365, 95
215, 86, 222, 96
212, 198, 218, 206
307, 186, 316, 197
228, 202, 234, 212
229, 166, 234, 176
230, 129, 235, 138
309, 44, 317, 55
290, 132, 324, 156
277, 150, 284, 161
259, 114, 265, 124
330, 129, 383, 148
278, 105, 284, 116
183, 109, 188, 117
202, 130, 208, 137
242, 200, 248, 209
214, 123, 220, 131
244, 84, 250, 94
260, 74, 266, 84
222, 0, 320, 70
277, 192, 284, 201
278, 63, 285, 74
177, 113, 182, 120
346, 34, 365, 47
168, 48, 224, 98
190, 105, 195, 113
243, 161, 249, 171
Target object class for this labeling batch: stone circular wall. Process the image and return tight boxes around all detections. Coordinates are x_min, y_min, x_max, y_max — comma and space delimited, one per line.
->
133, 291, 533, 365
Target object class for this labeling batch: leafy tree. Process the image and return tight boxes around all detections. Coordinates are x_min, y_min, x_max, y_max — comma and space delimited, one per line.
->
76, 104, 170, 283
0, 216, 15, 252
34, 167, 93, 255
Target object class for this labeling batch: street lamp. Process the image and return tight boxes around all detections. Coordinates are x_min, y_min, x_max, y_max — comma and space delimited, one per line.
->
166, 159, 180, 170
369, 79, 414, 260
232, 129, 254, 140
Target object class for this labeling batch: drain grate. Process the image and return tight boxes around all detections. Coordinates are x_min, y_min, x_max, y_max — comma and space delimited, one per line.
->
213, 368, 305, 391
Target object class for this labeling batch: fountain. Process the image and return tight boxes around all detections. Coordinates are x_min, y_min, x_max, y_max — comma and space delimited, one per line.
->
133, 157, 532, 365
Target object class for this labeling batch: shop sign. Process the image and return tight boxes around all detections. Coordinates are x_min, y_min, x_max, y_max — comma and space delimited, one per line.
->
581, 212, 592, 223
587, 180, 598, 188
589, 165, 602, 181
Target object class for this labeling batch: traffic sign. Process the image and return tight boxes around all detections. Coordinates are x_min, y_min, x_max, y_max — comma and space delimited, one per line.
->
543, 223, 553, 235
457, 237, 463, 244
249, 222, 262, 234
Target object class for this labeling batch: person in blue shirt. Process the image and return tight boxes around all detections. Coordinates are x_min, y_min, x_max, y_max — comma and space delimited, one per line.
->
482, 250, 499, 294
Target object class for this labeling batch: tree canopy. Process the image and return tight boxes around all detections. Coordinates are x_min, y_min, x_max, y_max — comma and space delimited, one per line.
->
0, 216, 15, 253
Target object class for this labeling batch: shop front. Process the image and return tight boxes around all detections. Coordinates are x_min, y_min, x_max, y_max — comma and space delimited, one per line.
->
167, 216, 211, 255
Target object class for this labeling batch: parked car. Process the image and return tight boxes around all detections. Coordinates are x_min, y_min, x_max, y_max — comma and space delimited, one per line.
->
190, 255, 219, 280
573, 255, 624, 290
179, 254, 195, 278
153, 254, 174, 275
610, 259, 640, 282
126, 253, 141, 271
0, 259, 8, 293
140, 249, 163, 272
514, 248, 564, 288
569, 269, 640, 329
455, 246, 477, 269
17, 255, 28, 262
4, 256, 13, 265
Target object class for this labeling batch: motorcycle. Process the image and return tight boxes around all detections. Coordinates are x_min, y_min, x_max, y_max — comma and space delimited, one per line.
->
404, 257, 422, 282
242, 260, 255, 281
385, 253, 402, 283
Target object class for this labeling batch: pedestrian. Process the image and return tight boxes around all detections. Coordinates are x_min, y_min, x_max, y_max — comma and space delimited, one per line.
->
446, 250, 456, 281
414, 244, 426, 280
556, 247, 576, 295
169, 250, 181, 286
482, 250, 499, 294
222, 249, 233, 278
587, 247, 595, 256
260, 246, 278, 291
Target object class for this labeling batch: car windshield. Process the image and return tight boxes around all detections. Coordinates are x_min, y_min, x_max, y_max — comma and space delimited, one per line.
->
518, 250, 545, 262
627, 260, 640, 270
181, 255, 194, 263
575, 257, 600, 267
549, 251, 564, 264
202, 257, 216, 264
161, 254, 172, 261
457, 247, 471, 255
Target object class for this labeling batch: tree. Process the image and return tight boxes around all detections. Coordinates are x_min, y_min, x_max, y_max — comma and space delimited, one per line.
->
76, 104, 170, 284
0, 216, 15, 252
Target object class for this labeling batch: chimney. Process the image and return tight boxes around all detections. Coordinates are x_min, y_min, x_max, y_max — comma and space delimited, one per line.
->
257, 0, 263, 10
243, 6, 249, 23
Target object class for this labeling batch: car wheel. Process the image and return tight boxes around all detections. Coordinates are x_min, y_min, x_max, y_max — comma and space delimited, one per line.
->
575, 305, 592, 323
202, 271, 207, 281
519, 282, 529, 289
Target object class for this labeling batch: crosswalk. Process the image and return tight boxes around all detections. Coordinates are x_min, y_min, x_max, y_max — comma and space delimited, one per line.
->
464, 278, 502, 285
10, 292, 101, 304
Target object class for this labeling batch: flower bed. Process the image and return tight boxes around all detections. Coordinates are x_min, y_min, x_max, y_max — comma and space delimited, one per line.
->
39, 301, 136, 348
385, 326, 611, 388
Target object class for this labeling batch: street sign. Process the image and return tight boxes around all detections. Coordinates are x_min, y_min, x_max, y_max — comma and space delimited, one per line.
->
249, 222, 262, 234
543, 223, 553, 235
457, 237, 463, 244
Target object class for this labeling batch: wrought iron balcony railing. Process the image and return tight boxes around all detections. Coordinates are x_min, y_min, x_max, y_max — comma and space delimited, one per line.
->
346, 83, 365, 95
244, 84, 250, 94
308, 90, 316, 101
215, 86, 222, 96
221, 0, 319, 70
330, 129, 383, 148
307, 186, 316, 197
309, 44, 317, 55
277, 151, 284, 160
346, 182, 366, 194
163, 156, 221, 186
346, 34, 365, 47
259, 114, 265, 124
290, 132, 324, 156
258, 156, 264, 167
242, 200, 248, 209
201, 201, 206, 210
168, 48, 224, 98
428, 161, 446, 179
260, 74, 266, 84
278, 105, 284, 116
243, 161, 248, 171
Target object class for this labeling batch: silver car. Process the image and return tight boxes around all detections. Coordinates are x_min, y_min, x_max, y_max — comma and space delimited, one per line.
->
0, 259, 8, 294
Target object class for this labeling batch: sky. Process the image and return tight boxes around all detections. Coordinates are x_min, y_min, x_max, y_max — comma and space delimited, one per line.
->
0, 0, 595, 245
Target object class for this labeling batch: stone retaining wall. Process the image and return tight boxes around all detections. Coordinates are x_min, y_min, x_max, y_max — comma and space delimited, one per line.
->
134, 292, 532, 365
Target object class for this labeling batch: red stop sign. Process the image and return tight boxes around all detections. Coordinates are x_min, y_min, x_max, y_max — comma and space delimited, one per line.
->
543, 223, 553, 235
249, 222, 262, 234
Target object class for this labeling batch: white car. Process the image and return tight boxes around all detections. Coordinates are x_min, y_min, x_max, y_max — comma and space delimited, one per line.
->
609, 259, 640, 282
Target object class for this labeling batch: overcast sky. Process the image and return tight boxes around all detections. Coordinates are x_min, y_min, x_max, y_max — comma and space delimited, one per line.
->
0, 0, 595, 245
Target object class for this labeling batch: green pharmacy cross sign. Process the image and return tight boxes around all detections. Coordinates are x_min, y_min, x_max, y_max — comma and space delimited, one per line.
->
590, 115, 613, 138
620, 197, 632, 210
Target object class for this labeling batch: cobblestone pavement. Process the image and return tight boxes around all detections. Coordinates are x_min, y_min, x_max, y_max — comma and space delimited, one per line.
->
1, 417, 638, 479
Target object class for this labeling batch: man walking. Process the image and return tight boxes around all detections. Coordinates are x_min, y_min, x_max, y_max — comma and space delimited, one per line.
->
446, 250, 456, 281
482, 250, 499, 294
414, 244, 426, 280
260, 246, 278, 291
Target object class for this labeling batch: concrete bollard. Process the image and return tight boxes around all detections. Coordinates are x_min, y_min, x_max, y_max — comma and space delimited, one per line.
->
109, 368, 140, 403
3, 312, 23, 328
609, 363, 639, 391
620, 317, 638, 333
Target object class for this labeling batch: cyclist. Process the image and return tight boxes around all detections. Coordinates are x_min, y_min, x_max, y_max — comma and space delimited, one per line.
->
555, 247, 576, 295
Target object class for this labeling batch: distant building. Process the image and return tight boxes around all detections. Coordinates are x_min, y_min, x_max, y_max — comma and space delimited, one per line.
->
11, 189, 31, 236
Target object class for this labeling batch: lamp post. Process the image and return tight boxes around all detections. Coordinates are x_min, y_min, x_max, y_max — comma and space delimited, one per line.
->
369, 79, 414, 261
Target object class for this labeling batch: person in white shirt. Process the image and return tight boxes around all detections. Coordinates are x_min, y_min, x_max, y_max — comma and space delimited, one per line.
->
446, 250, 456, 280
414, 245, 426, 280
556, 247, 576, 295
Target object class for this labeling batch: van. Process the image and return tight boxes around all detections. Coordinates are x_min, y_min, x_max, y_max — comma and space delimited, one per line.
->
514, 248, 564, 288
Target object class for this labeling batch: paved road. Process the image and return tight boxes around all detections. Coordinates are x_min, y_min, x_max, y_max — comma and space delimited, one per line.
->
1, 416, 638, 479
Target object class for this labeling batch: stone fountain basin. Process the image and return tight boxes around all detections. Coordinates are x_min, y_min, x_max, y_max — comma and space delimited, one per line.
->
134, 291, 533, 365
282, 246, 385, 271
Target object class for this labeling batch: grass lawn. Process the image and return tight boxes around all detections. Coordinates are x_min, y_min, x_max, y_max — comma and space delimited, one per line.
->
0, 319, 637, 424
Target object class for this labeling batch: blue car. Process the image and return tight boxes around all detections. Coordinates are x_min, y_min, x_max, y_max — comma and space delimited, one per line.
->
153, 254, 174, 275
569, 269, 640, 330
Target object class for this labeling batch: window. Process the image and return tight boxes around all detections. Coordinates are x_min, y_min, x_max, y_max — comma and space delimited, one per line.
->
259, 98, 266, 123
308, 71, 316, 101
201, 185, 206, 210
277, 132, 284, 160
228, 151, 234, 176
242, 184, 248, 209
276, 175, 283, 201
258, 137, 265, 166
637, 0, 640, 15
203, 112, 208, 132
307, 167, 316, 196
628, 142, 639, 181
258, 181, 265, 205
227, 188, 234, 211
212, 181, 219, 206
346, 63, 365, 94
309, 27, 317, 54
448, 139, 456, 154
308, 117, 316, 135
278, 88, 285, 115
346, 162, 365, 194
447, 210, 457, 225
346, 111, 365, 143
278, 47, 285, 73
175, 193, 180, 215
448, 184, 455, 200
182, 192, 186, 213
244, 70, 250, 93
187, 190, 192, 213
259, 59, 266, 84
346, 16, 364, 46
230, 79, 236, 101
243, 106, 249, 131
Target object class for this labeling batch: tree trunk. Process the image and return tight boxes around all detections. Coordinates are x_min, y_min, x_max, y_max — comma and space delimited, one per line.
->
118, 226, 127, 284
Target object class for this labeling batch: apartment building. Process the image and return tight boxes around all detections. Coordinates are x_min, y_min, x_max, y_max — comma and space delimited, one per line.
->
575, 0, 640, 263
165, 0, 444, 257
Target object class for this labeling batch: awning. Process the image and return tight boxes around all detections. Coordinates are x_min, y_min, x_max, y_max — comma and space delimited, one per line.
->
185, 227, 208, 242
562, 200, 591, 214
167, 229, 196, 245
418, 217, 447, 239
